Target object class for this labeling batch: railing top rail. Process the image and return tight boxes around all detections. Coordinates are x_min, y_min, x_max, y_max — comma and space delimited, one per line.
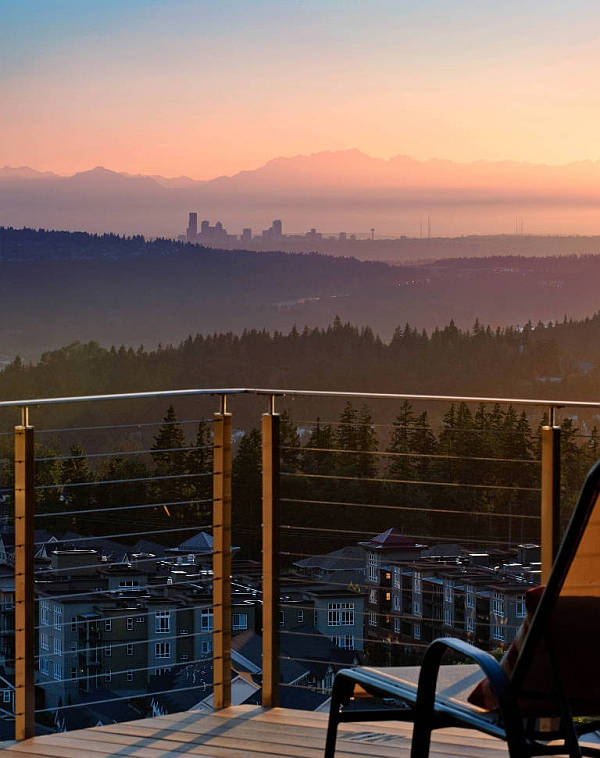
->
0, 386, 598, 410
0, 387, 249, 409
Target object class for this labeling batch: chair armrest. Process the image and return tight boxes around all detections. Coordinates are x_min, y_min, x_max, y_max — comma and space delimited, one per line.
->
414, 637, 523, 736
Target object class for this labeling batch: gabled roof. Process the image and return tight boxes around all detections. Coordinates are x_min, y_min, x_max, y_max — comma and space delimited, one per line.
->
293, 545, 364, 572
359, 527, 425, 551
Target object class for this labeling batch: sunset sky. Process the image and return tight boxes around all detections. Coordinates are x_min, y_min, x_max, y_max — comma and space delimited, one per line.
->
3, 0, 600, 179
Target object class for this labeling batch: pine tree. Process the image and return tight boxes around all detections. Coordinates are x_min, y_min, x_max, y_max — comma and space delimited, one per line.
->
60, 443, 94, 530
151, 405, 190, 508
232, 428, 262, 560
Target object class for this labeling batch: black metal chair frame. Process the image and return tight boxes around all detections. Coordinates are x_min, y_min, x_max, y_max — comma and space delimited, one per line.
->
325, 460, 600, 758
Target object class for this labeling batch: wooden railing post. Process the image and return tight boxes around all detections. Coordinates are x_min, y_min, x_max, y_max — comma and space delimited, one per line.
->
14, 417, 35, 740
213, 399, 232, 709
262, 406, 280, 708
541, 409, 560, 584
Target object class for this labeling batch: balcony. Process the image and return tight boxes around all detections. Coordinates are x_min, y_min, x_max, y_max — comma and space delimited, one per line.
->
0, 387, 589, 755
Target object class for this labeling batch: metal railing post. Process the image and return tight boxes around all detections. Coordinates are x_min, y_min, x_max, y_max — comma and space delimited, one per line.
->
212, 400, 232, 709
540, 408, 560, 584
262, 406, 280, 707
14, 417, 35, 740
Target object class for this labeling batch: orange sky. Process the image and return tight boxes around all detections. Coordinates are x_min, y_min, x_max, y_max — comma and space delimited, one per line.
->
3, 1, 600, 179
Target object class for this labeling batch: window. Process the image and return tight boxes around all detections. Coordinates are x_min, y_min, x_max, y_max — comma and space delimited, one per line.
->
385, 592, 391, 602
392, 593, 402, 612
444, 605, 454, 627
466, 614, 475, 633
39, 657, 48, 675
155, 610, 170, 633
54, 606, 63, 630
443, 580, 453, 603
71, 641, 77, 651
413, 622, 421, 640
71, 617, 77, 632
368, 611, 377, 626
105, 670, 112, 683
104, 645, 112, 657
40, 601, 50, 626
105, 619, 112, 631
154, 667, 171, 676
127, 617, 134, 631
327, 602, 354, 626
119, 579, 138, 588
492, 591, 505, 618
3, 690, 11, 703
126, 643, 134, 656
127, 670, 133, 682
54, 663, 63, 681
334, 634, 355, 650
135, 616, 144, 623
40, 633, 49, 651
393, 616, 401, 634
492, 621, 504, 641
232, 612, 248, 631
296, 609, 304, 623
54, 638, 62, 655
279, 610, 285, 628
393, 567, 402, 590
515, 594, 526, 618
465, 585, 475, 609
369, 589, 377, 604
201, 639, 212, 655
155, 641, 171, 659
412, 595, 422, 618
368, 553, 379, 582
71, 668, 77, 680
412, 571, 422, 595
201, 609, 213, 631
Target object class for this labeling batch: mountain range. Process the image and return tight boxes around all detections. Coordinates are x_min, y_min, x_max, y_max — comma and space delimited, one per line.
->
2, 151, 600, 239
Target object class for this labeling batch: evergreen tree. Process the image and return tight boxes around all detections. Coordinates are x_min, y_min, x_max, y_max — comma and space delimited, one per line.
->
232, 428, 262, 560
188, 421, 212, 524
60, 443, 94, 530
151, 405, 190, 508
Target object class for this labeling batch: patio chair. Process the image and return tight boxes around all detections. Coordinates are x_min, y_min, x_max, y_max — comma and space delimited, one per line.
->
324, 459, 600, 758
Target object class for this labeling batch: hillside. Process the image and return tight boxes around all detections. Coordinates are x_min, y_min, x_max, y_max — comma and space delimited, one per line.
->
2, 229, 600, 359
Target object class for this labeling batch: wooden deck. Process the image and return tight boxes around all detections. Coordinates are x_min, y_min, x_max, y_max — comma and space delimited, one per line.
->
0, 705, 512, 758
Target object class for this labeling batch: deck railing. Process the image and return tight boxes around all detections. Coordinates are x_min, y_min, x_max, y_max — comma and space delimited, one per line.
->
1, 387, 598, 739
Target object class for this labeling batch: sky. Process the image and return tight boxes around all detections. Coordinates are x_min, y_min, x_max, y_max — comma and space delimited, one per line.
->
2, 0, 600, 179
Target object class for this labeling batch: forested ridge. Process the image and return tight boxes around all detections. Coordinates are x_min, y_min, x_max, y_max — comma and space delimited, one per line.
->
2, 313, 600, 405
5, 227, 600, 357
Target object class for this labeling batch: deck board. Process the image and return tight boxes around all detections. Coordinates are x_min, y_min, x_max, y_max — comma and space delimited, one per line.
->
0, 705, 517, 757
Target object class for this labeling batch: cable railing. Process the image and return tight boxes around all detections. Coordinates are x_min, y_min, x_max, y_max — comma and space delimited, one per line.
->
0, 386, 595, 739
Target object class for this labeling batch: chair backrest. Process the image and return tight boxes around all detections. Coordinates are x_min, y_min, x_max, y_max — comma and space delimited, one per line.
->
512, 459, 600, 716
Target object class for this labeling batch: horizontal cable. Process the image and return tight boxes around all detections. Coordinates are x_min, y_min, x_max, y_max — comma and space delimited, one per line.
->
282, 471, 541, 493
279, 600, 524, 630
34, 597, 225, 632
39, 615, 217, 654
35, 496, 213, 520
279, 524, 526, 547
33, 521, 213, 547
281, 629, 431, 649
285, 445, 540, 465
34, 417, 216, 436
35, 470, 213, 491
34, 678, 222, 714
281, 497, 540, 520
36, 444, 213, 463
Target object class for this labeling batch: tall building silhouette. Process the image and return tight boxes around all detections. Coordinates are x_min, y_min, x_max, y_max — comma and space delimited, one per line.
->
186, 212, 198, 242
